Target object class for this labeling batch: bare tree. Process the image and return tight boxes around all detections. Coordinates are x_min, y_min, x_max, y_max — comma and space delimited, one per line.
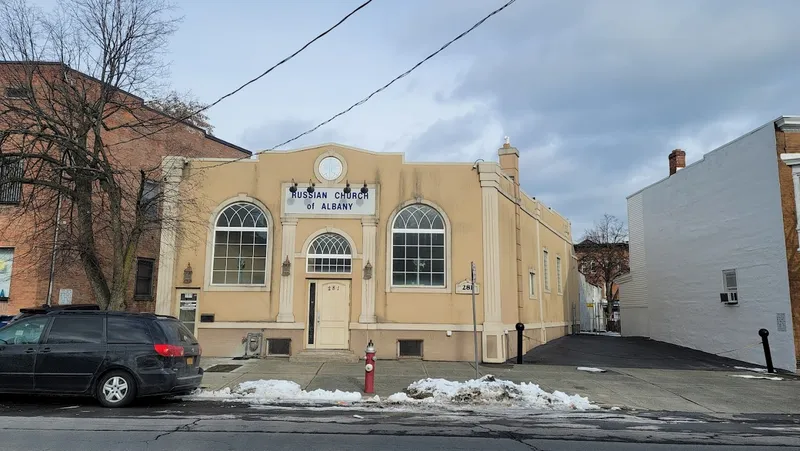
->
0, 0, 184, 310
577, 214, 629, 312
146, 90, 214, 134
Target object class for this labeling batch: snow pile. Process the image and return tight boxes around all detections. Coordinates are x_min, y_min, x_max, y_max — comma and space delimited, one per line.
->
191, 379, 362, 403
730, 374, 783, 381
733, 366, 768, 373
577, 367, 606, 373
191, 375, 598, 411
386, 375, 598, 410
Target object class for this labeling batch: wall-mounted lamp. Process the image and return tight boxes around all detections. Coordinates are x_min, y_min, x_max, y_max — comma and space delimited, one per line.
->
281, 256, 291, 276
183, 263, 193, 284
363, 260, 373, 280
289, 179, 298, 193
360, 181, 368, 195
343, 181, 351, 194
307, 180, 315, 193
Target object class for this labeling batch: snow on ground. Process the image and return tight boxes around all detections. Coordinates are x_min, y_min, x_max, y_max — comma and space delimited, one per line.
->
733, 366, 768, 373
577, 367, 606, 373
384, 375, 598, 410
191, 380, 362, 403
730, 374, 784, 381
191, 375, 598, 410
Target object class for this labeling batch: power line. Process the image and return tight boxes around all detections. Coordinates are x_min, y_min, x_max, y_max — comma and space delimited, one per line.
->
195, 0, 517, 172
111, 0, 375, 147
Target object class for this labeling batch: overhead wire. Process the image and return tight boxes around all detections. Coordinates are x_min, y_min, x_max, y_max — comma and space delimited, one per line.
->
110, 0, 375, 147
191, 0, 518, 173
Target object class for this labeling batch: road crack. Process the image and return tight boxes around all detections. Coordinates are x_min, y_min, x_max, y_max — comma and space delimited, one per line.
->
152, 418, 201, 441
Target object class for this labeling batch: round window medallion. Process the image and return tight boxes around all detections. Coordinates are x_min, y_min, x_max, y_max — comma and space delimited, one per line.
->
318, 156, 343, 181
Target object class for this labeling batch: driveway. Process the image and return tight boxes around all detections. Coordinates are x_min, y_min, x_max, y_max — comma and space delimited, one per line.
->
517, 334, 771, 371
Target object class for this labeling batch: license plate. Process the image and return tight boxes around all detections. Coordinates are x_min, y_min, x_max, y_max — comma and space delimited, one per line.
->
187, 357, 194, 365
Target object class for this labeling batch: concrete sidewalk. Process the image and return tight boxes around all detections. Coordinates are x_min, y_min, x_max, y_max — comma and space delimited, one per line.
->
198, 357, 800, 414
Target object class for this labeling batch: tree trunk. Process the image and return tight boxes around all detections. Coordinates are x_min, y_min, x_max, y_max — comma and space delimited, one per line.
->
74, 175, 113, 309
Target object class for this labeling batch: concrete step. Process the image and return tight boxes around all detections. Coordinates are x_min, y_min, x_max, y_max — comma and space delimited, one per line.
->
290, 349, 360, 363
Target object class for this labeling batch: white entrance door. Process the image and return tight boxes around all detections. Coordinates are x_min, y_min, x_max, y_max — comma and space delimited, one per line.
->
307, 280, 350, 349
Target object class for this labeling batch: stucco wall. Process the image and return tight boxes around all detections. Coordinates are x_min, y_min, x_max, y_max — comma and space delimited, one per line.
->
635, 123, 796, 371
163, 143, 578, 361
171, 146, 487, 325
498, 191, 519, 326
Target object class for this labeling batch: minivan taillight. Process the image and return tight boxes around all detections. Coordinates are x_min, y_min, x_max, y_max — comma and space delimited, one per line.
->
154, 344, 184, 357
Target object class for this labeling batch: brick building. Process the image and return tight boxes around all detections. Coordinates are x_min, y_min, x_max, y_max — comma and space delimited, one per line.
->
618, 116, 800, 372
574, 239, 628, 301
0, 62, 249, 315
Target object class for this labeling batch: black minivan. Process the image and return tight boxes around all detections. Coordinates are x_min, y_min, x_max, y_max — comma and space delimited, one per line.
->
0, 310, 203, 407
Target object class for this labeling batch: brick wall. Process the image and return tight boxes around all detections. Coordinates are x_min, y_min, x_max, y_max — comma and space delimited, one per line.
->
573, 243, 628, 300
0, 64, 249, 313
775, 129, 800, 362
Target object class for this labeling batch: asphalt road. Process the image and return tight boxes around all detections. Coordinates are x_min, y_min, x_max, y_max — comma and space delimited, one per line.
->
519, 335, 776, 371
0, 396, 799, 450
0, 430, 795, 451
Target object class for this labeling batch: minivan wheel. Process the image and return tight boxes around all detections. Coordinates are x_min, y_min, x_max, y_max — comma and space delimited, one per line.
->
96, 371, 137, 408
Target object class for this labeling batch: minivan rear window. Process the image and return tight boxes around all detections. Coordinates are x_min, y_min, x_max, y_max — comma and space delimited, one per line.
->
158, 320, 198, 345
107, 316, 153, 344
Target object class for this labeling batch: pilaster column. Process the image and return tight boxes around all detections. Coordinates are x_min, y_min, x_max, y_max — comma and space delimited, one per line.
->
277, 217, 298, 322
360, 217, 378, 323
155, 157, 185, 316
481, 182, 502, 324
479, 166, 505, 363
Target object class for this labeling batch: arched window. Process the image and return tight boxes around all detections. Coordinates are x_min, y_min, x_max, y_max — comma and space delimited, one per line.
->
391, 204, 445, 287
211, 202, 269, 285
307, 233, 352, 273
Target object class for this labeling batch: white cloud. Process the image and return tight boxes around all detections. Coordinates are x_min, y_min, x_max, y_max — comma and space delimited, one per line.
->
155, 0, 800, 231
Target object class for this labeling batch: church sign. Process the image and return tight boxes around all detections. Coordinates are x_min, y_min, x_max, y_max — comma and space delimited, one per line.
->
284, 187, 376, 215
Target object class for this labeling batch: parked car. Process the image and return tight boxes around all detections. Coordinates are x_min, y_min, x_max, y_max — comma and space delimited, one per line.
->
0, 310, 203, 407
0, 315, 13, 328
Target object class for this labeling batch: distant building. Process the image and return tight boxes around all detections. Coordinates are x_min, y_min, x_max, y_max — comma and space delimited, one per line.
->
574, 239, 628, 301
153, 141, 580, 362
617, 116, 800, 371
578, 273, 605, 333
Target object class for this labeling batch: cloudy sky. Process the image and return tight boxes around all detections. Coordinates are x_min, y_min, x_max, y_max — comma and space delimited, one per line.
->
38, 0, 800, 237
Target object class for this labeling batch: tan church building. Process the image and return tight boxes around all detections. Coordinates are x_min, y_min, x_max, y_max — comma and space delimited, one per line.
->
154, 141, 579, 363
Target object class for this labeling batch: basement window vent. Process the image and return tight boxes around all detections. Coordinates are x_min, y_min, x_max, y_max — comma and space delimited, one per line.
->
267, 338, 291, 356
398, 339, 423, 358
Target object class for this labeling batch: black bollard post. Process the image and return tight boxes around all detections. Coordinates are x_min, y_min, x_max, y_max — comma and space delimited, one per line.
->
758, 328, 775, 374
515, 323, 525, 364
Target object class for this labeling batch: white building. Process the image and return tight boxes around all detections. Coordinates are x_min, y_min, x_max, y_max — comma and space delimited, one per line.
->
618, 116, 800, 372
579, 273, 605, 333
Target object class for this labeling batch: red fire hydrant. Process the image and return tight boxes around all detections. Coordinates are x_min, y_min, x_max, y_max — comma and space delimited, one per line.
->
364, 340, 376, 394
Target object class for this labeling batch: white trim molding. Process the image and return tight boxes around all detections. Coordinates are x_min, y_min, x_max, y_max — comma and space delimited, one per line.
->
313, 149, 348, 185
299, 227, 360, 259
203, 194, 275, 293
776, 116, 800, 133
